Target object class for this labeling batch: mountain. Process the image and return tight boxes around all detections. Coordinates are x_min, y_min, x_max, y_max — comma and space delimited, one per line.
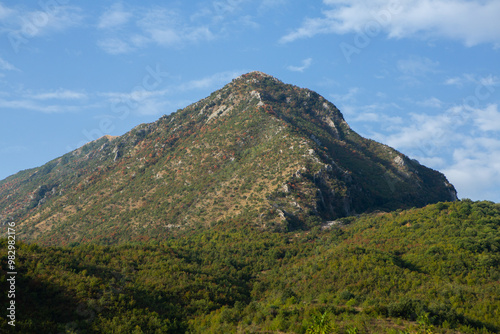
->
0, 71, 457, 245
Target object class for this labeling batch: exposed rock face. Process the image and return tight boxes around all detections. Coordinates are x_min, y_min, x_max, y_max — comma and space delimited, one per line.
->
0, 71, 457, 245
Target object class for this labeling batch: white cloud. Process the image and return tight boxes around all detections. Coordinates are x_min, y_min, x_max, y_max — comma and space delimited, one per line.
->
100, 88, 170, 102
473, 104, 500, 131
259, 0, 287, 12
418, 97, 443, 108
99, 70, 246, 116
445, 77, 464, 87
100, 71, 243, 100
287, 58, 312, 72
138, 9, 215, 47
100, 88, 180, 116
97, 38, 134, 55
444, 137, 500, 201
0, 88, 91, 113
97, 7, 217, 54
339, 101, 404, 139
356, 103, 500, 201
129, 34, 150, 48
97, 3, 132, 29
0, 98, 83, 113
190, 0, 250, 23
30, 89, 87, 100
382, 111, 466, 151
0, 3, 14, 20
445, 74, 499, 87
479, 75, 500, 87
280, 0, 500, 47
0, 57, 19, 71
134, 98, 171, 116
95, 1, 279, 54
17, 5, 83, 38
0, 3, 83, 53
237, 15, 260, 29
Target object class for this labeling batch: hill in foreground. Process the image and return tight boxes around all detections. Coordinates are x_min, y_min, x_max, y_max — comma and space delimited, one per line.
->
0, 71, 457, 245
0, 200, 498, 333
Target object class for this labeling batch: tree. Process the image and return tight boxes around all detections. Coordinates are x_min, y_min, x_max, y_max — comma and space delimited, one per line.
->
306, 311, 334, 334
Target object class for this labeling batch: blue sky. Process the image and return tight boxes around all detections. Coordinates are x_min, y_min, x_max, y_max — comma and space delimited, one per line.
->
0, 0, 499, 202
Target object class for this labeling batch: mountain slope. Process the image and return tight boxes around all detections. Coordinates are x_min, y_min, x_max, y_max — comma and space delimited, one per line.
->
0, 71, 457, 245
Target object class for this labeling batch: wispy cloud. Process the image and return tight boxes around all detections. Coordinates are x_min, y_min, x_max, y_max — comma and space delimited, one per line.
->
0, 2, 83, 54
22, 7, 83, 37
99, 70, 246, 116
97, 3, 132, 29
445, 74, 499, 87
376, 111, 462, 151
474, 104, 500, 132
280, 0, 500, 47
0, 89, 90, 113
260, 0, 287, 9
133, 99, 192, 116
97, 38, 135, 55
97, 6, 216, 54
138, 8, 215, 47
99, 88, 170, 102
30, 89, 87, 100
418, 97, 444, 108
0, 98, 84, 114
444, 136, 500, 200
444, 77, 463, 86
395, 56, 440, 86
342, 102, 403, 125
287, 58, 312, 72
0, 57, 19, 71
397, 56, 439, 76
190, 0, 249, 23
358, 102, 500, 200
0, 3, 14, 20
331, 87, 359, 103
93, 0, 288, 55
211, 0, 248, 17
4, 4, 83, 38
95, 1, 277, 55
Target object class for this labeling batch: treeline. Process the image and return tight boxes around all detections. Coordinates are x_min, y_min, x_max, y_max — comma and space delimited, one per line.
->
1, 200, 499, 333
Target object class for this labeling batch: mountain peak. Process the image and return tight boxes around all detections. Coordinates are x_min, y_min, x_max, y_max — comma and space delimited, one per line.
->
0, 73, 457, 245
231, 71, 281, 85
240, 70, 275, 79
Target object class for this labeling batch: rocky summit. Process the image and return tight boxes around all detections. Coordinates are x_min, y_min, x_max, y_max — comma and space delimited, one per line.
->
0, 71, 457, 245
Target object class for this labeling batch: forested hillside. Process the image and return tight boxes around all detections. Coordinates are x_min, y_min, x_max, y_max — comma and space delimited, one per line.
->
1, 200, 498, 333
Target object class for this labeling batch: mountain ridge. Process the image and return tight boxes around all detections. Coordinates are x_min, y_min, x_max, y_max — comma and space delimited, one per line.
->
0, 71, 457, 245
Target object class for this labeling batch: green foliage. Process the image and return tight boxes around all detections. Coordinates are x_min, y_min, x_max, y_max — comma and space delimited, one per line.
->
0, 200, 498, 333
345, 326, 359, 334
306, 311, 335, 334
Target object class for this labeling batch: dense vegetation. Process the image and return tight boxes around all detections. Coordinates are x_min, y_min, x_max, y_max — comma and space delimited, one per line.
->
1, 200, 498, 333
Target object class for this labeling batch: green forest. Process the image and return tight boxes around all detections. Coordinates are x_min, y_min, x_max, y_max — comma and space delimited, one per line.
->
1, 199, 499, 333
